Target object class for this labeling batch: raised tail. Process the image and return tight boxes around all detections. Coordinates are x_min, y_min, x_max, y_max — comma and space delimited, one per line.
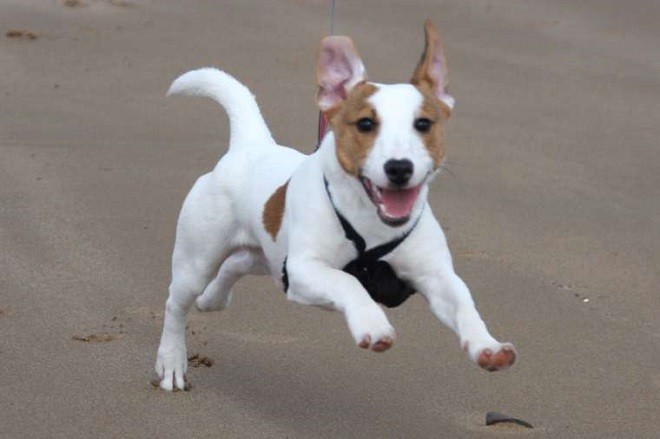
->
167, 68, 275, 149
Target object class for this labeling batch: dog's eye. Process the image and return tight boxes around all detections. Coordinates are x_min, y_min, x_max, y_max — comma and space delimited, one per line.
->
414, 118, 433, 133
356, 118, 376, 133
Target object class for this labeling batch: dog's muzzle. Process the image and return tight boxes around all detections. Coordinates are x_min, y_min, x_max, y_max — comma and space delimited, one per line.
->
360, 176, 423, 227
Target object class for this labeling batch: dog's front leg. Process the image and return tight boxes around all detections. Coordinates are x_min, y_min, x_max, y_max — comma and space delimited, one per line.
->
419, 271, 516, 371
401, 215, 516, 371
286, 257, 396, 352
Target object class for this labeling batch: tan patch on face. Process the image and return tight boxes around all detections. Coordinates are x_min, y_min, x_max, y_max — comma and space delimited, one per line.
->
415, 85, 449, 167
325, 82, 379, 176
262, 181, 289, 241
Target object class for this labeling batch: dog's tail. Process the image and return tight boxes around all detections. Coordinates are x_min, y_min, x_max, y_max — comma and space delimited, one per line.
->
167, 68, 275, 149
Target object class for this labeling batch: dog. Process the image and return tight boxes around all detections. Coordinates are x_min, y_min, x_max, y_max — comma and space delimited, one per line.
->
155, 20, 516, 391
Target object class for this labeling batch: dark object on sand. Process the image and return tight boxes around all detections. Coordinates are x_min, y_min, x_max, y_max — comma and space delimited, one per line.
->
486, 411, 534, 429
187, 353, 214, 368
6, 30, 38, 40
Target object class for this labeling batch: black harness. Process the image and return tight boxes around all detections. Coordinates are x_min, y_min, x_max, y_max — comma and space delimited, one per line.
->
281, 177, 420, 308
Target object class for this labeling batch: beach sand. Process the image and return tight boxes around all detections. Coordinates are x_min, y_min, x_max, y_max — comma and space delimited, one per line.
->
1, 0, 658, 437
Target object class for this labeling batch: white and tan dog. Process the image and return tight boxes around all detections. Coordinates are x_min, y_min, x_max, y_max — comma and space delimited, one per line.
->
156, 20, 516, 391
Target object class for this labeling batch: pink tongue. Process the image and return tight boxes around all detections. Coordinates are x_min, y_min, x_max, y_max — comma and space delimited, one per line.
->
380, 185, 422, 218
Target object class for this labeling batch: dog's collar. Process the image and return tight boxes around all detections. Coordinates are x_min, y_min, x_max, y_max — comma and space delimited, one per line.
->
322, 176, 422, 260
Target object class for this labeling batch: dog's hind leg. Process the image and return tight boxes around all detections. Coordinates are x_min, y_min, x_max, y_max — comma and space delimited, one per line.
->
155, 174, 237, 391
195, 248, 269, 312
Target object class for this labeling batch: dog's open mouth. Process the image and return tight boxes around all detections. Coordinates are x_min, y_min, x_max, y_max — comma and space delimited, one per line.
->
360, 177, 423, 226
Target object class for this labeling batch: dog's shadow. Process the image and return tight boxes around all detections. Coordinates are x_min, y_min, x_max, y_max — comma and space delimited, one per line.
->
198, 304, 445, 437
205, 348, 430, 436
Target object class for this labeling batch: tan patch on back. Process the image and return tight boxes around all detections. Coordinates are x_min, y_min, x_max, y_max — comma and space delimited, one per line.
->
262, 181, 289, 241
325, 82, 379, 176
416, 85, 449, 167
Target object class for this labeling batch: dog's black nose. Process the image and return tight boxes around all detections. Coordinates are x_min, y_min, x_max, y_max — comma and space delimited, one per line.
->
384, 159, 414, 186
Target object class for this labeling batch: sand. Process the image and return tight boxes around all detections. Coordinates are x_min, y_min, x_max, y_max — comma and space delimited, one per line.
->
1, 0, 658, 437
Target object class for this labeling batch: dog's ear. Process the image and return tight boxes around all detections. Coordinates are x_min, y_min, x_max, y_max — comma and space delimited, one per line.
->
317, 36, 367, 112
411, 19, 455, 113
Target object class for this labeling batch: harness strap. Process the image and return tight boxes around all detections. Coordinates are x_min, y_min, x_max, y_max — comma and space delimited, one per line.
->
323, 176, 421, 260
282, 176, 422, 309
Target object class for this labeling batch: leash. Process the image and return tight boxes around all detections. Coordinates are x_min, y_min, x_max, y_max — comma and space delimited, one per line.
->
284, 2, 417, 307
328, 0, 336, 34
317, 0, 337, 146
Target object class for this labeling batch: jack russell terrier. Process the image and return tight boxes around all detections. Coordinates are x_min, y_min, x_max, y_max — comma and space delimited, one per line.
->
156, 20, 516, 391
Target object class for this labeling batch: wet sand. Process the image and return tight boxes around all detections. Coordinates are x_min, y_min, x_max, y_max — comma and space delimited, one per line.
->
1, 0, 658, 437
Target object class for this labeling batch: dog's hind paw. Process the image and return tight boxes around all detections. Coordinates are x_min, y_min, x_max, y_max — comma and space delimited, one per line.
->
195, 290, 232, 312
155, 342, 188, 391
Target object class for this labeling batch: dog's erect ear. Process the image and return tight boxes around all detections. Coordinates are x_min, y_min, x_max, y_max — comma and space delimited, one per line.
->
317, 36, 367, 112
411, 19, 455, 112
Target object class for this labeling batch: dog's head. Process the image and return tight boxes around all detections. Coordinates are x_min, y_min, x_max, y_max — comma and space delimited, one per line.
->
317, 20, 454, 227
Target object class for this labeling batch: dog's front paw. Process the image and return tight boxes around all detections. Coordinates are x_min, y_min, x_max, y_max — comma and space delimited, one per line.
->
463, 340, 516, 372
345, 304, 396, 352
155, 337, 188, 391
